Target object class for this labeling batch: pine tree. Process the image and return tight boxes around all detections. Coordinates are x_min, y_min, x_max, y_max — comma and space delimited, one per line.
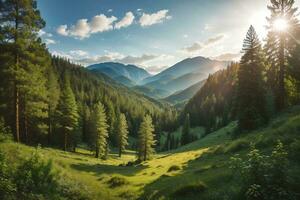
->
0, 0, 46, 143
265, 0, 300, 110
289, 44, 300, 101
237, 26, 267, 130
138, 115, 156, 161
92, 102, 109, 159
46, 66, 60, 145
56, 75, 79, 151
117, 113, 129, 157
181, 114, 191, 145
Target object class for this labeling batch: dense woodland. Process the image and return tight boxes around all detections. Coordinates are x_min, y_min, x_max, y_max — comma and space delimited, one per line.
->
0, 0, 178, 159
0, 0, 300, 199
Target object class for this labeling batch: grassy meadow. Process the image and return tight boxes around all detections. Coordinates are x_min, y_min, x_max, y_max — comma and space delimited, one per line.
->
1, 106, 300, 200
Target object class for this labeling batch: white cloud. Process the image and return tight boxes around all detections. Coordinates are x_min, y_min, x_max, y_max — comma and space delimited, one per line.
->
38, 30, 53, 37
69, 19, 91, 39
56, 25, 69, 36
139, 9, 171, 27
183, 34, 189, 38
69, 50, 88, 57
56, 14, 117, 39
212, 53, 241, 61
45, 38, 56, 45
181, 34, 225, 54
107, 9, 113, 12
90, 14, 117, 33
115, 12, 135, 29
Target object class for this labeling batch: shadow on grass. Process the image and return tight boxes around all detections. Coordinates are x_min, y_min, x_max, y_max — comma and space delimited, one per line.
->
70, 162, 147, 177
139, 153, 233, 200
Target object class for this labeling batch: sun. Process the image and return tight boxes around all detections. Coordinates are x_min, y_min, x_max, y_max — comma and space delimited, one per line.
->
273, 18, 289, 32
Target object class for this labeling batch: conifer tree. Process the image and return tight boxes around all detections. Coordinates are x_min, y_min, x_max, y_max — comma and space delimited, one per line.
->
138, 115, 156, 161
56, 75, 79, 151
289, 44, 300, 100
46, 67, 60, 145
265, 0, 300, 110
181, 114, 191, 145
117, 113, 129, 157
237, 26, 267, 130
92, 102, 109, 159
0, 0, 46, 142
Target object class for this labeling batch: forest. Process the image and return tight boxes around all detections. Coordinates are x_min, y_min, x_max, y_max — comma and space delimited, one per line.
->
0, 0, 300, 199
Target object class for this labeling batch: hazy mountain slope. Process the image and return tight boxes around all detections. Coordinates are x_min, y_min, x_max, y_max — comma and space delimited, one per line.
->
88, 62, 151, 86
133, 85, 170, 99
164, 79, 206, 104
140, 56, 229, 97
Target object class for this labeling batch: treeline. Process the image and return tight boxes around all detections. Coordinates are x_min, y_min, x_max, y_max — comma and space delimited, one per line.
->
183, 0, 300, 133
182, 63, 239, 133
0, 0, 177, 158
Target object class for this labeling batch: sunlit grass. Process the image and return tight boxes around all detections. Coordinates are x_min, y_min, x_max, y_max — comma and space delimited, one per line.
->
1, 106, 300, 199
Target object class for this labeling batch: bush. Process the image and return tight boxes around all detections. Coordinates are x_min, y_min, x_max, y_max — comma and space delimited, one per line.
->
172, 182, 207, 197
230, 141, 294, 200
0, 148, 91, 199
167, 165, 181, 172
107, 176, 129, 188
0, 118, 13, 142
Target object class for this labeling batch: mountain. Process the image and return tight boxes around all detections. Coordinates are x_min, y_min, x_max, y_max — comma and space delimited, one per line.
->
133, 85, 170, 99
87, 62, 151, 86
141, 56, 229, 97
182, 62, 239, 130
164, 79, 206, 105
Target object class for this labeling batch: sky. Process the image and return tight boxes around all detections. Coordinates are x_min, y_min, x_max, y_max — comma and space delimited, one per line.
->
37, 0, 300, 74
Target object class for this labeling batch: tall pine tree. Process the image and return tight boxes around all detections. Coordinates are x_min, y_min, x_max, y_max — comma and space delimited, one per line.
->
181, 113, 191, 145
92, 102, 109, 159
0, 0, 48, 143
117, 113, 129, 157
237, 26, 267, 130
138, 114, 156, 161
265, 0, 300, 110
56, 75, 79, 151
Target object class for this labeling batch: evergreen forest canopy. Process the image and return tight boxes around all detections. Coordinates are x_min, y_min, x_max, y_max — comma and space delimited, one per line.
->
0, 0, 300, 199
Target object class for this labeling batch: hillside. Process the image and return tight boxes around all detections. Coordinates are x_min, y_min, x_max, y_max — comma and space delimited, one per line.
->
88, 62, 151, 86
1, 106, 299, 199
140, 57, 229, 97
164, 79, 206, 105
182, 62, 239, 132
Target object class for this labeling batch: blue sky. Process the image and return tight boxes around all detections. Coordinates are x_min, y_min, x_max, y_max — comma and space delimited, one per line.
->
37, 0, 300, 74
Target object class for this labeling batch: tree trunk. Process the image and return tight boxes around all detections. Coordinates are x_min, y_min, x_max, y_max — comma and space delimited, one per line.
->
14, 0, 20, 143
48, 106, 52, 145
119, 146, 122, 157
64, 132, 67, 151
15, 85, 20, 143
95, 146, 99, 158
278, 32, 285, 110
144, 140, 147, 161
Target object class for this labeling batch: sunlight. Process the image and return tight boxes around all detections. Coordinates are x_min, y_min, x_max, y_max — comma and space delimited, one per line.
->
273, 18, 289, 32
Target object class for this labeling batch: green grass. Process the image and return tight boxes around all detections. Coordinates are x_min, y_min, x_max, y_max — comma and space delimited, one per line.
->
1, 106, 300, 199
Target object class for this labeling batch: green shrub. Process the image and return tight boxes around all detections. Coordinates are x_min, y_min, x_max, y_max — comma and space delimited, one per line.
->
0, 118, 13, 142
230, 141, 294, 200
172, 182, 207, 197
167, 165, 181, 172
0, 148, 91, 199
107, 176, 129, 188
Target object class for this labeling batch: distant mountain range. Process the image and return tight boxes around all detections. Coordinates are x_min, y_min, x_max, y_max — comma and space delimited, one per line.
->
87, 62, 150, 86
163, 79, 206, 105
87, 56, 229, 101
